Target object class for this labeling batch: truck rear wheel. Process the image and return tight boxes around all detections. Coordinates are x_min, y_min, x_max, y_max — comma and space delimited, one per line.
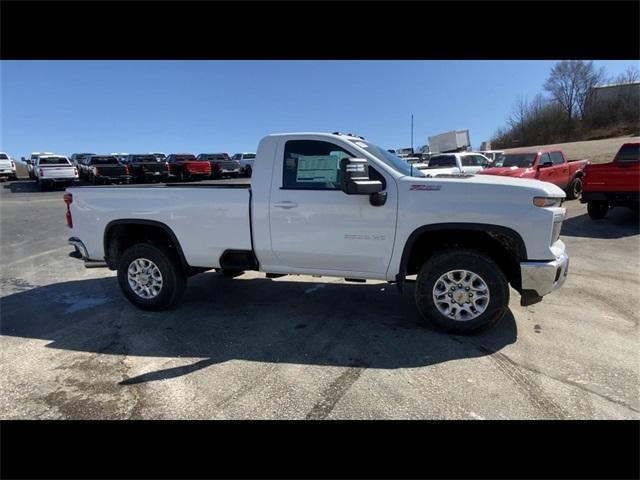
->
587, 201, 608, 219
566, 177, 582, 200
117, 243, 186, 310
414, 249, 509, 334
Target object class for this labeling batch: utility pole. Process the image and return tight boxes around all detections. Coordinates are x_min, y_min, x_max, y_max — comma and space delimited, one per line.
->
411, 114, 414, 153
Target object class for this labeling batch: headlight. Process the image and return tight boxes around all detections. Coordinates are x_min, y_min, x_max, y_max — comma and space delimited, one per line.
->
533, 196, 564, 208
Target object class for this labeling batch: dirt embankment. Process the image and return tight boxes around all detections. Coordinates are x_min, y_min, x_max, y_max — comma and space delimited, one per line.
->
504, 136, 640, 164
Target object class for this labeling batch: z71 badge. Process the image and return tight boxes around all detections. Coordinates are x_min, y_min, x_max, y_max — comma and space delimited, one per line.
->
410, 184, 442, 191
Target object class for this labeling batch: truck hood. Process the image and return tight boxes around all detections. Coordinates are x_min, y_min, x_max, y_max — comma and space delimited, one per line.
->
478, 166, 533, 177
406, 170, 565, 197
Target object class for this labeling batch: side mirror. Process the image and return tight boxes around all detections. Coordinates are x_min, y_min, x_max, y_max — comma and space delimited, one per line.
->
339, 158, 383, 195
538, 161, 553, 169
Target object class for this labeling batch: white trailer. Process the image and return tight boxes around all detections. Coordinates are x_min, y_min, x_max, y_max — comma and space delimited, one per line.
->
428, 130, 471, 154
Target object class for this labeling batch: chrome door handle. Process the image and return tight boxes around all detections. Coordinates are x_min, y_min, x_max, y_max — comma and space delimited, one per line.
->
274, 201, 298, 209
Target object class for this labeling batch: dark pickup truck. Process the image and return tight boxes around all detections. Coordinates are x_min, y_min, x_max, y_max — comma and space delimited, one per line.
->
85, 156, 132, 185
581, 142, 640, 219
122, 154, 170, 183
196, 153, 241, 179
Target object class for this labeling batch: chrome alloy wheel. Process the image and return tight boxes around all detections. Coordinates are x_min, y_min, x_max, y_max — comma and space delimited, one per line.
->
127, 258, 163, 299
432, 269, 490, 321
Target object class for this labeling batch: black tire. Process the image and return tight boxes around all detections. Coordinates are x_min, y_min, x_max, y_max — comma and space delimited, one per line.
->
117, 243, 187, 310
566, 177, 582, 200
220, 269, 244, 278
414, 249, 509, 334
245, 166, 252, 178
179, 170, 187, 182
587, 201, 608, 219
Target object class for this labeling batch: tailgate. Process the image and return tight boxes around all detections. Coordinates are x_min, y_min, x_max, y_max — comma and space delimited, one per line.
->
97, 165, 128, 176
583, 163, 640, 192
186, 161, 211, 173
142, 162, 167, 173
41, 166, 77, 179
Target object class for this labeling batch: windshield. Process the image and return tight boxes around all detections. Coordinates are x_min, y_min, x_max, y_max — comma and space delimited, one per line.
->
493, 154, 537, 168
176, 155, 197, 161
91, 157, 119, 165
617, 144, 639, 163
0, 154, 8, 160
39, 157, 70, 165
346, 139, 424, 177
428, 155, 457, 168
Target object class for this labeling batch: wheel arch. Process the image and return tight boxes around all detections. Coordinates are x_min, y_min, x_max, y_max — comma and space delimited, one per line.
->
103, 219, 190, 272
395, 223, 527, 293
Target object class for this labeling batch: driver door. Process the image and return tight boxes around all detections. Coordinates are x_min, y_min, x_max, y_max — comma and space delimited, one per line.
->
268, 138, 398, 275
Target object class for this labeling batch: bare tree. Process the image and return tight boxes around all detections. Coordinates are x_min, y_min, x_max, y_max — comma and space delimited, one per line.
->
507, 95, 529, 132
543, 60, 605, 120
613, 65, 640, 84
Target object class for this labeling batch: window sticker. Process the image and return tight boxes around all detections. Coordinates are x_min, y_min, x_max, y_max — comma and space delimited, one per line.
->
296, 155, 339, 183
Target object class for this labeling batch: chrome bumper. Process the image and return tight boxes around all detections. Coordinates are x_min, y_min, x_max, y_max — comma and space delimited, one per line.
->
520, 251, 569, 304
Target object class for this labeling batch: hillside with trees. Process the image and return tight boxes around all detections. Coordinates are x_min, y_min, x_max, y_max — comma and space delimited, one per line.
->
491, 61, 639, 149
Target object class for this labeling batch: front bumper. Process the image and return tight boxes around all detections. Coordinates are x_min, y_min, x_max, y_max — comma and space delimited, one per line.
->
519, 251, 569, 306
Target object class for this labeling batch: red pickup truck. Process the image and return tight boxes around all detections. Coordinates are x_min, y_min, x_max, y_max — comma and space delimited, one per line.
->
580, 142, 640, 219
166, 154, 212, 181
478, 148, 588, 200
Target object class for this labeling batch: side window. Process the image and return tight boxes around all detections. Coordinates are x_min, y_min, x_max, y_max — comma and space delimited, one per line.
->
550, 152, 564, 165
461, 155, 483, 167
539, 153, 551, 165
475, 155, 489, 166
282, 140, 354, 190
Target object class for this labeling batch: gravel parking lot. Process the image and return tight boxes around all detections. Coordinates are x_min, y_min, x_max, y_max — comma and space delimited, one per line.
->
1, 177, 638, 419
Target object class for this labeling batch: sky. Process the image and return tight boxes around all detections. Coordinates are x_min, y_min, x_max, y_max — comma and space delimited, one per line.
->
1, 60, 638, 158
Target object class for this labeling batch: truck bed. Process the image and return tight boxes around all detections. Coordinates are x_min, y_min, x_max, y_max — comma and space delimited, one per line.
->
68, 181, 253, 267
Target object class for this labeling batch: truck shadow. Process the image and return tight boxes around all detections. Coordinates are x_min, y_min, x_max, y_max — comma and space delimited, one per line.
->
0, 273, 517, 384
561, 207, 639, 239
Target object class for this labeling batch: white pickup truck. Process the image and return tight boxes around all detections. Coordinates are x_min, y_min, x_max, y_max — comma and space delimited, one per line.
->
66, 132, 569, 333
414, 152, 491, 177
0, 152, 18, 180
35, 155, 79, 191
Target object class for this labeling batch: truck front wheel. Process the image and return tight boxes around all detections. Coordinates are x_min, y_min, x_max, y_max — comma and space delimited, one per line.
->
566, 177, 582, 200
117, 243, 186, 310
587, 201, 608, 219
414, 249, 509, 334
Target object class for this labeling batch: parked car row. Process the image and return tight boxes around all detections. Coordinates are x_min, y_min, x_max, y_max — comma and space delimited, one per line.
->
17, 151, 257, 189
412, 148, 589, 201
